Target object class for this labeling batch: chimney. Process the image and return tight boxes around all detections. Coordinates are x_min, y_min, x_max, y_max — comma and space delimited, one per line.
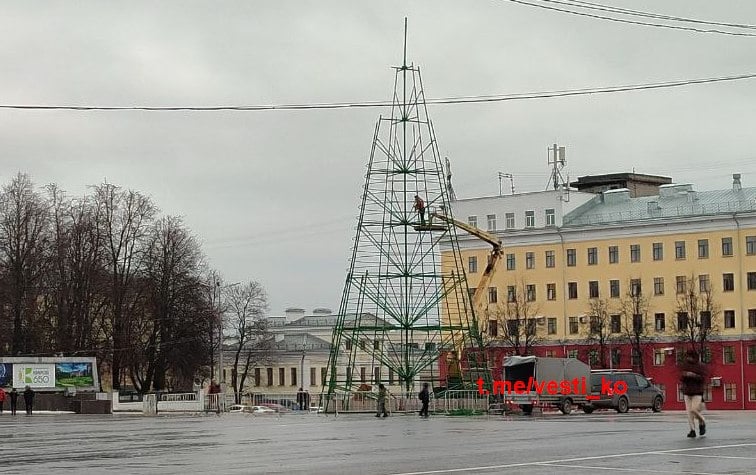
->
733, 173, 742, 191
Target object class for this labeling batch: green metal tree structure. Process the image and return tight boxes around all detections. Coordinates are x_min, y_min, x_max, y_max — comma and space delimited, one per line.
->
324, 28, 487, 409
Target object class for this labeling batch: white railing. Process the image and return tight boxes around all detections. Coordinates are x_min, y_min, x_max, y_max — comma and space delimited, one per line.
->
314, 389, 489, 414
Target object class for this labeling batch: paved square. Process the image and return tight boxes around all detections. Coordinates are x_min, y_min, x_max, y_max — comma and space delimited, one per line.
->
1, 410, 755, 474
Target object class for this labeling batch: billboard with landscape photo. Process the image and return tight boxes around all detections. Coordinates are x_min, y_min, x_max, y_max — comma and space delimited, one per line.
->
55, 362, 94, 388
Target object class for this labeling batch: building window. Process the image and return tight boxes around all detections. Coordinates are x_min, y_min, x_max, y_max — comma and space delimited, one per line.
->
725, 383, 737, 402
321, 367, 328, 386
609, 246, 619, 264
652, 242, 663, 261
505, 213, 515, 229
388, 368, 394, 385
525, 210, 535, 228
310, 367, 317, 386
611, 348, 621, 367
748, 272, 756, 290
468, 216, 477, 227
587, 247, 598, 265
630, 278, 642, 296
723, 346, 736, 364
701, 347, 712, 364
566, 248, 576, 267
488, 319, 498, 337
630, 244, 641, 263
488, 287, 498, 304
547, 318, 557, 335
545, 350, 556, 358
546, 283, 556, 301
291, 368, 298, 386
360, 367, 366, 383
675, 241, 686, 259
507, 286, 516, 303
506, 320, 519, 336
699, 274, 711, 292
345, 339, 353, 351
506, 253, 516, 271
255, 368, 261, 387
676, 384, 684, 402
748, 345, 756, 364
751, 384, 756, 402
589, 350, 599, 366
700, 311, 712, 330
545, 250, 555, 268
654, 277, 664, 296
676, 275, 687, 294
267, 368, 274, 386
468, 288, 476, 301
698, 239, 709, 258
631, 348, 641, 366
487, 214, 496, 231
654, 349, 665, 366
526, 252, 535, 269
569, 317, 578, 334
655, 313, 665, 332
633, 314, 643, 332
722, 237, 733, 256
589, 280, 599, 298
610, 314, 621, 333
723, 273, 734, 292
749, 309, 756, 328
526, 284, 536, 302
568, 349, 578, 358
677, 312, 689, 330
468, 256, 478, 273
724, 310, 735, 329
610, 279, 620, 298
545, 208, 555, 227
279, 368, 286, 386
374, 367, 381, 384
374, 340, 381, 350
568, 282, 578, 299
747, 236, 756, 255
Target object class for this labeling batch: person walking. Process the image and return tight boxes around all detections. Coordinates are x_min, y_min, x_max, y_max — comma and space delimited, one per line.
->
9, 388, 18, 415
679, 350, 707, 438
0, 386, 5, 413
375, 384, 389, 418
413, 195, 426, 226
418, 382, 430, 418
23, 386, 35, 416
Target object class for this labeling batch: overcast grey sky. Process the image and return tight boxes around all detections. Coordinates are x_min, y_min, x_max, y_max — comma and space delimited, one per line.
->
2, 1, 755, 314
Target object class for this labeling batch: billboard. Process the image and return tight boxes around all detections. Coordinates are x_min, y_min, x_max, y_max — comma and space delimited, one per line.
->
55, 362, 94, 388
0, 363, 11, 387
13, 364, 56, 389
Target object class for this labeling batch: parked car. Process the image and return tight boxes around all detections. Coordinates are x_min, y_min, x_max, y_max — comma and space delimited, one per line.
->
250, 405, 276, 414
229, 404, 254, 413
585, 371, 664, 413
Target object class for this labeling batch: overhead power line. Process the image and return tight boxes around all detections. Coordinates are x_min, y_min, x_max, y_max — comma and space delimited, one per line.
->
1, 72, 755, 112
561, 0, 756, 30
505, 0, 756, 37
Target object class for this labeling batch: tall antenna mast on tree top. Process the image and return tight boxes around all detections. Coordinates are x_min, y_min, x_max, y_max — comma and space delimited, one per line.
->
323, 20, 487, 410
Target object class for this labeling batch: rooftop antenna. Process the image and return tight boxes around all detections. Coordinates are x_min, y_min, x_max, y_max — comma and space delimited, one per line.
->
497, 172, 514, 196
547, 143, 567, 190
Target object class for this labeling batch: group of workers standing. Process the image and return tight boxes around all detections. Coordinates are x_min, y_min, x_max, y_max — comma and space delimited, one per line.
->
0, 386, 36, 415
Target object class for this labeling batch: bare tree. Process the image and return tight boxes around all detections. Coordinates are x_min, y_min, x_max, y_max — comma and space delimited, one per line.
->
675, 274, 720, 358
94, 183, 156, 390
487, 280, 542, 356
0, 173, 50, 355
224, 281, 271, 403
618, 280, 654, 375
132, 216, 208, 392
584, 298, 613, 369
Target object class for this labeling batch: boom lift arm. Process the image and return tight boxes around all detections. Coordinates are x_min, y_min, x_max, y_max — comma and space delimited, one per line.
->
430, 212, 503, 322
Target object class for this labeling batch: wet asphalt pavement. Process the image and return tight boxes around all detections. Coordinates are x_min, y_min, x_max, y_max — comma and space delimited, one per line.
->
1, 410, 755, 474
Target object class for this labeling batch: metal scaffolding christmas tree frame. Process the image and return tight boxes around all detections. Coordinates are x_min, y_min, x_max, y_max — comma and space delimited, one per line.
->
324, 23, 487, 408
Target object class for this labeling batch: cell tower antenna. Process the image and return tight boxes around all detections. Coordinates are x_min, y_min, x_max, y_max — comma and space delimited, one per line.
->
547, 143, 567, 190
